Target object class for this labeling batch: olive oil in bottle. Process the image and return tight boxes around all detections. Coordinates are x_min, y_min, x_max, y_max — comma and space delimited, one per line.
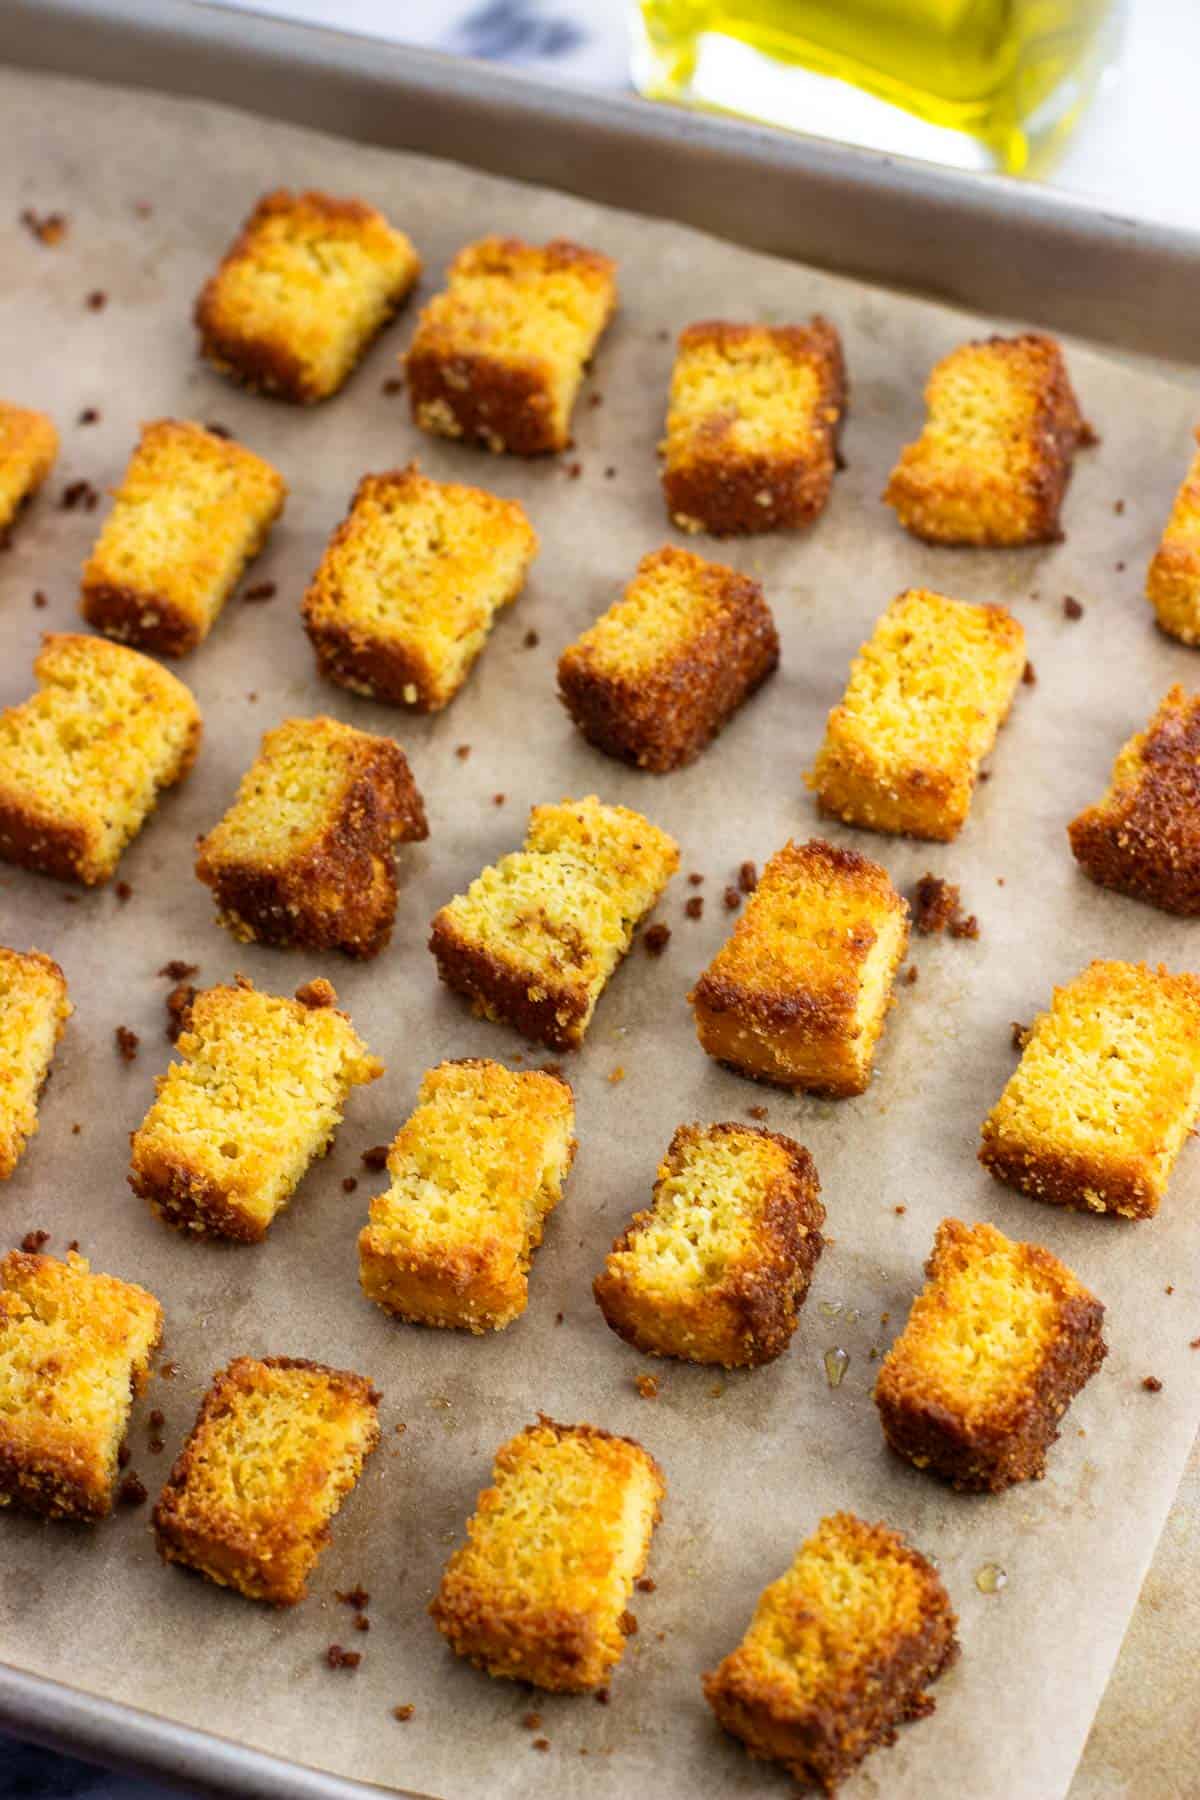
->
632, 0, 1118, 175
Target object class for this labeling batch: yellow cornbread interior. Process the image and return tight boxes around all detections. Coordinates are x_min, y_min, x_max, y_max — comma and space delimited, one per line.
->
415, 237, 614, 372
199, 717, 370, 867
566, 548, 724, 679
0, 403, 57, 529
665, 330, 821, 463
0, 949, 70, 1178
615, 1128, 785, 1296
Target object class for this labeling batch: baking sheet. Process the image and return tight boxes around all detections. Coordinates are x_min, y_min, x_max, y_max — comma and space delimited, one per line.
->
1, 65, 1199, 1800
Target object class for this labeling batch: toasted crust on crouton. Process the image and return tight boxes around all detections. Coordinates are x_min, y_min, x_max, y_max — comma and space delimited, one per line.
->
405, 237, 616, 455
689, 838, 909, 1097
0, 402, 58, 538
980, 959, 1200, 1218
129, 977, 382, 1242
195, 189, 421, 403
153, 1355, 380, 1604
875, 1219, 1106, 1492
703, 1512, 957, 1793
558, 545, 779, 771
884, 333, 1091, 545
303, 464, 538, 710
0, 1250, 162, 1521
594, 1122, 824, 1367
430, 1415, 664, 1691
809, 588, 1027, 841
1146, 428, 1200, 643
1069, 686, 1200, 914
430, 795, 679, 1050
81, 420, 286, 656
0, 947, 71, 1180
195, 715, 427, 959
0, 634, 201, 886
661, 318, 846, 537
359, 1060, 576, 1332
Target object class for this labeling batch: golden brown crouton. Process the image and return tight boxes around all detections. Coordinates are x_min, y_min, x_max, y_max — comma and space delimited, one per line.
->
980, 959, 1200, 1218
359, 1059, 575, 1332
0, 401, 57, 540
430, 1415, 663, 1691
1147, 427, 1200, 643
0, 947, 71, 1180
303, 464, 538, 710
195, 715, 428, 959
1068, 685, 1200, 914
430, 795, 679, 1050
405, 236, 616, 455
594, 1122, 823, 1367
0, 634, 202, 886
661, 318, 846, 537
808, 588, 1027, 841
702, 1512, 956, 1793
80, 420, 286, 656
0, 1250, 162, 1521
875, 1219, 1105, 1492
557, 545, 779, 771
129, 977, 382, 1242
153, 1356, 380, 1604
195, 189, 422, 403
884, 333, 1091, 545
689, 838, 909, 1097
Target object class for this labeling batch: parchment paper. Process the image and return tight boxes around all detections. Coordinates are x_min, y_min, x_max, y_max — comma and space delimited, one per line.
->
1, 66, 1198, 1800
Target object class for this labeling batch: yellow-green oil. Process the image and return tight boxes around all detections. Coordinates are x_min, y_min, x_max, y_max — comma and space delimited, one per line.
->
635, 1, 1116, 174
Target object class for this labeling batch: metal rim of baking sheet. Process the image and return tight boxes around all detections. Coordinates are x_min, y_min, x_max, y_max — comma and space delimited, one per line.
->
2, 1, 1200, 1795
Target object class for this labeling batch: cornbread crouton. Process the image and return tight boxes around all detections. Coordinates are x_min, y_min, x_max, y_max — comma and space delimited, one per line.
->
0, 402, 57, 540
195, 188, 421, 403
1147, 428, 1200, 643
808, 587, 1027, 841
0, 948, 71, 1180
702, 1512, 956, 1791
0, 1249, 162, 1520
195, 716, 427, 958
430, 1415, 663, 1690
0, 634, 201, 886
661, 318, 845, 537
153, 1356, 380, 1604
80, 420, 286, 656
875, 1219, 1105, 1491
303, 464, 537, 710
358, 1059, 575, 1332
689, 838, 909, 1097
980, 959, 1200, 1218
884, 333, 1091, 545
594, 1122, 823, 1367
557, 545, 779, 771
405, 236, 616, 455
129, 976, 382, 1242
430, 795, 679, 1050
1069, 686, 1200, 914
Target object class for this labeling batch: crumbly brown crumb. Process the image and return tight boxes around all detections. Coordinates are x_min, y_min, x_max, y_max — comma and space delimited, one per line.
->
115, 1026, 139, 1063
382, 377, 404, 396
738, 860, 758, 893
589, 393, 604, 409
912, 874, 957, 934
78, 407, 100, 425
903, 965, 919, 985
523, 629, 540, 648
688, 872, 704, 887
20, 209, 67, 245
205, 422, 232, 439
1115, 561, 1126, 573
554, 1311, 564, 1326
165, 981, 196, 1042
85, 290, 107, 311
565, 461, 582, 480
1165, 1285, 1174, 1295
117, 1441, 131, 1468
243, 581, 277, 603
604, 466, 616, 479
118, 1472, 148, 1507
522, 1712, 543, 1730
643, 923, 671, 956
326, 1645, 361, 1670
634, 1373, 659, 1400
636, 1575, 657, 1593
747, 1104, 768, 1121
1142, 1375, 1163, 1392
894, 1204, 906, 1215
1011, 1021, 1030, 1051
949, 911, 979, 940
455, 744, 471, 761
336, 1586, 370, 1609
392, 1704, 414, 1722
71, 1125, 81, 1136
723, 886, 741, 910
362, 1145, 390, 1171
66, 1238, 79, 1251
1114, 499, 1125, 514
342, 1176, 358, 1193
160, 1360, 179, 1380
115, 880, 133, 903
685, 896, 704, 920
532, 1739, 551, 1752
595, 1688, 610, 1706
1190, 1337, 1200, 1350
294, 978, 336, 1010
1022, 660, 1037, 686
1063, 595, 1084, 620
619, 1610, 638, 1636
61, 479, 100, 512
493, 792, 506, 806
353, 1614, 370, 1632
19, 1229, 50, 1253
32, 590, 47, 609
159, 960, 199, 981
